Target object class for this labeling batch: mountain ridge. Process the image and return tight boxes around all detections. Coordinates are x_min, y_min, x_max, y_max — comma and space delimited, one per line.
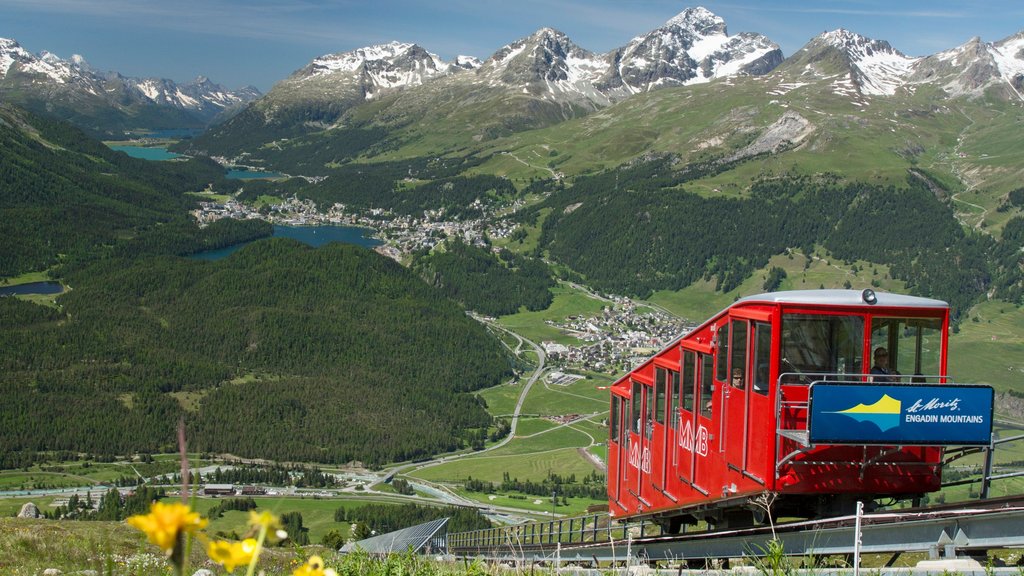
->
0, 37, 261, 135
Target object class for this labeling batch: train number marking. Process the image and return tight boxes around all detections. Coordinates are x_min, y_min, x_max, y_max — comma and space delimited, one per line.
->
679, 418, 709, 457
695, 425, 709, 456
680, 418, 693, 451
628, 442, 652, 474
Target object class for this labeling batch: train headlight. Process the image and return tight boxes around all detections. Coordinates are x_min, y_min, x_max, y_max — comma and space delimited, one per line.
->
862, 289, 877, 305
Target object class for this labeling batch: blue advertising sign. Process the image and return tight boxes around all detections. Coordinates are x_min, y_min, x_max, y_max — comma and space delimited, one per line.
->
808, 383, 993, 445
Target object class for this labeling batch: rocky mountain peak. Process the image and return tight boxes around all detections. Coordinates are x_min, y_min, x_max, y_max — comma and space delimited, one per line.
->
792, 29, 917, 96
602, 6, 782, 94
665, 6, 727, 36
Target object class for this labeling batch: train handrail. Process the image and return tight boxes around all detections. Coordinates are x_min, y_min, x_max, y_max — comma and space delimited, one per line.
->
773, 373, 956, 478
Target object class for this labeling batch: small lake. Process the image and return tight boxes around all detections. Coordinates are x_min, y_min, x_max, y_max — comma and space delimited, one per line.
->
191, 225, 382, 261
109, 146, 182, 161
0, 281, 63, 297
226, 169, 284, 180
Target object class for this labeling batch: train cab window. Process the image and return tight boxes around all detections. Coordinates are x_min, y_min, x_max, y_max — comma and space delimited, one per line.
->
700, 354, 714, 418
780, 314, 863, 383
631, 381, 642, 434
655, 368, 667, 425
681, 351, 696, 412
730, 320, 748, 389
753, 322, 771, 396
871, 317, 942, 380
716, 322, 730, 382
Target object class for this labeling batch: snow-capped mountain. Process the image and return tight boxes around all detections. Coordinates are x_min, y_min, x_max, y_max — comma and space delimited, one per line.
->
0, 37, 261, 133
116, 75, 261, 114
781, 29, 918, 97
473, 7, 781, 108
780, 28, 1024, 101
601, 6, 782, 95
281, 41, 471, 101
910, 32, 1024, 99
191, 6, 784, 155
478, 28, 612, 106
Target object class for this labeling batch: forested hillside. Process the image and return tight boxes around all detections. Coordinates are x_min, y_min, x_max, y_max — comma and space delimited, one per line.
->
527, 160, 1022, 318
0, 239, 511, 464
412, 238, 555, 316
0, 105, 235, 276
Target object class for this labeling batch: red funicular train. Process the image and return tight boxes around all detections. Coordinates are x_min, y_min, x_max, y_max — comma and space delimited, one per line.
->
607, 289, 993, 531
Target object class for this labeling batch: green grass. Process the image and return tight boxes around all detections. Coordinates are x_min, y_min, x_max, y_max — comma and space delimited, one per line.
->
0, 516, 333, 575
0, 458, 200, 491
411, 446, 598, 485
476, 381, 524, 417
181, 494, 401, 545
186, 190, 232, 203
948, 299, 1024, 394
455, 490, 603, 517
497, 284, 608, 345
648, 249, 908, 323
520, 376, 608, 416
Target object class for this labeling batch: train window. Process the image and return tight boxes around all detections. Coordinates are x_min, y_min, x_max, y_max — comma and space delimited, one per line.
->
716, 322, 730, 382
871, 317, 942, 380
610, 396, 620, 444
753, 322, 771, 395
700, 354, 714, 418
631, 381, 642, 434
655, 368, 667, 425
730, 320, 748, 389
681, 351, 695, 411
668, 370, 679, 430
780, 314, 863, 383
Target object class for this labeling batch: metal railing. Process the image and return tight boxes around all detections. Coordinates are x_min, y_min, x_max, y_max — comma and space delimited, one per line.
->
448, 514, 662, 552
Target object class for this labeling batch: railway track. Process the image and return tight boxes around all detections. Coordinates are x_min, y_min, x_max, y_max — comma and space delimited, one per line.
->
448, 496, 1024, 567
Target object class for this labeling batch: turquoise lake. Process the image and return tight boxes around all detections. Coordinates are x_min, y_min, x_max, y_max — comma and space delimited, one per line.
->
107, 145, 284, 179
109, 146, 182, 160
191, 225, 382, 261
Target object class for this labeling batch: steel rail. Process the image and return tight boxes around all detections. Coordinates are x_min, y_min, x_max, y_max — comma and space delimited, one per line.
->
450, 498, 1024, 565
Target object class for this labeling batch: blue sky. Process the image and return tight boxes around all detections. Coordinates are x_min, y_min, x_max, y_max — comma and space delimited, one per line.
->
2, 0, 1022, 92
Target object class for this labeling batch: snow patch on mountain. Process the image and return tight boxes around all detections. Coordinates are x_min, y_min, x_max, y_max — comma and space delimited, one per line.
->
990, 32, 1024, 98
817, 29, 918, 96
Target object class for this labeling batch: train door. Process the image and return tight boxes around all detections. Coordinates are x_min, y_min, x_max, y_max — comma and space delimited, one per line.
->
723, 319, 749, 469
628, 380, 651, 504
651, 366, 669, 491
676, 350, 697, 486
611, 395, 627, 504
693, 353, 715, 494
746, 321, 773, 479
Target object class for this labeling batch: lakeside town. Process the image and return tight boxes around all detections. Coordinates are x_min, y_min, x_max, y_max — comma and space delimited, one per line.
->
191, 193, 692, 374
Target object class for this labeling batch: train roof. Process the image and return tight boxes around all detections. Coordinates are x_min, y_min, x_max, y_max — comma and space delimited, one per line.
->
733, 289, 948, 309
611, 290, 948, 391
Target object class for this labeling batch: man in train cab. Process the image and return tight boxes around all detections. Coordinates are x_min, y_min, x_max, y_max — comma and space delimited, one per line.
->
731, 367, 744, 389
870, 347, 897, 382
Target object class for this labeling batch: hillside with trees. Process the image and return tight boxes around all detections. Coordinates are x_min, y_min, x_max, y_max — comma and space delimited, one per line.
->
0, 239, 512, 465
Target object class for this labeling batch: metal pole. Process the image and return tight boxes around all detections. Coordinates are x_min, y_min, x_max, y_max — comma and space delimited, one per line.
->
981, 434, 994, 500
853, 500, 863, 576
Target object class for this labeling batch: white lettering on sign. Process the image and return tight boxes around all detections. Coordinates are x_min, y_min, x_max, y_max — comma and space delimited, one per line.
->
906, 397, 961, 413
679, 418, 709, 457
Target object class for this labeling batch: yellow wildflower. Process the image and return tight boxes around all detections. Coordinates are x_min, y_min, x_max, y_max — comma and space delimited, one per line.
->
206, 538, 258, 573
249, 509, 287, 541
126, 501, 208, 554
293, 555, 337, 576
